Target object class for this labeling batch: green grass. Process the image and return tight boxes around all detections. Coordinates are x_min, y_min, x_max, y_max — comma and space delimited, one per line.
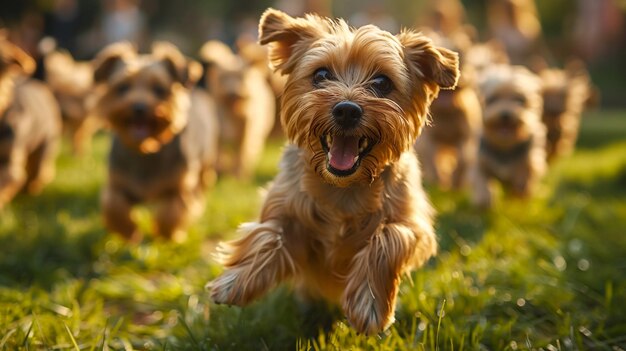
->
1, 111, 626, 350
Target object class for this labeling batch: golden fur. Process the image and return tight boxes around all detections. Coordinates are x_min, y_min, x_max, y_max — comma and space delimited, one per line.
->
93, 42, 218, 242
199, 40, 276, 180
44, 50, 100, 155
539, 61, 594, 161
0, 37, 62, 208
415, 31, 482, 189
208, 8, 459, 335
471, 64, 546, 208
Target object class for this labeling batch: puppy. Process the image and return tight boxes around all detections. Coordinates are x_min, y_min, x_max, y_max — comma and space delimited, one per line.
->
93, 42, 218, 242
539, 61, 595, 161
208, 9, 459, 335
0, 37, 62, 209
471, 64, 546, 208
44, 49, 99, 155
415, 31, 482, 189
199, 40, 276, 180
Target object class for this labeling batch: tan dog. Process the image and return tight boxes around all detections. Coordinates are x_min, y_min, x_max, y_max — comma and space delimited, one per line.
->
539, 61, 595, 161
415, 31, 482, 189
92, 42, 218, 242
199, 40, 276, 180
208, 8, 459, 335
0, 37, 61, 209
44, 49, 99, 155
471, 64, 546, 208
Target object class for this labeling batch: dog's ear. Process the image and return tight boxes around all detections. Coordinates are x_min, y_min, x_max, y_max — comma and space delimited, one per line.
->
0, 40, 36, 76
93, 41, 135, 83
258, 8, 325, 74
398, 30, 460, 90
152, 41, 201, 87
565, 58, 600, 109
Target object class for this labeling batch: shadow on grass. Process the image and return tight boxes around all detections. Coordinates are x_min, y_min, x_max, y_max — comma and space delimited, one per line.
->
0, 184, 106, 289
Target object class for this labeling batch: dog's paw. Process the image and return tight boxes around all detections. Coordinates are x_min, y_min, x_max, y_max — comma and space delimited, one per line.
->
342, 283, 395, 336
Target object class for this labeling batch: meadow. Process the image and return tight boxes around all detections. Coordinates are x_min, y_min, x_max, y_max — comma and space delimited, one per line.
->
0, 110, 625, 350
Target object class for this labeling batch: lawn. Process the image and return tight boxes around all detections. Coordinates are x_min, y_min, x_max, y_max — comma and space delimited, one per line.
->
1, 110, 625, 350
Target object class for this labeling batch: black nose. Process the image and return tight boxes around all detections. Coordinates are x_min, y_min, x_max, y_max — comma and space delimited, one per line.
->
500, 111, 514, 122
132, 103, 148, 116
332, 101, 362, 129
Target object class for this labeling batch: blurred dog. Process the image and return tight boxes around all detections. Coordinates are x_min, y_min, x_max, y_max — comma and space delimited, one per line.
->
538, 60, 595, 161
43, 49, 99, 155
199, 40, 276, 181
209, 8, 459, 335
471, 64, 546, 208
486, 0, 542, 65
92, 42, 218, 242
465, 39, 510, 74
415, 31, 482, 189
0, 37, 61, 209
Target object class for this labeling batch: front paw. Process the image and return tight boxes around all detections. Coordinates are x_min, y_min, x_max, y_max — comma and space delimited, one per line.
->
342, 283, 395, 335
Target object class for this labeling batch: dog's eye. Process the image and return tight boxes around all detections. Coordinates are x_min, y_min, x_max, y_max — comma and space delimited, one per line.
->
513, 95, 527, 105
370, 75, 393, 97
116, 83, 131, 96
153, 85, 168, 98
313, 68, 333, 87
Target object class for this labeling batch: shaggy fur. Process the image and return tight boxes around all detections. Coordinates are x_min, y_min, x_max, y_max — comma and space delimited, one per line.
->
471, 64, 546, 208
0, 37, 61, 209
199, 40, 276, 180
539, 61, 594, 161
415, 31, 482, 189
93, 42, 218, 242
208, 8, 459, 335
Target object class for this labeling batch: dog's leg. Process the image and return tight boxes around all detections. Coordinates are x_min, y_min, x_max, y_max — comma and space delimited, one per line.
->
101, 184, 139, 241
209, 219, 295, 306
451, 138, 476, 190
0, 151, 27, 209
155, 194, 194, 242
470, 164, 492, 208
25, 140, 58, 195
342, 222, 434, 335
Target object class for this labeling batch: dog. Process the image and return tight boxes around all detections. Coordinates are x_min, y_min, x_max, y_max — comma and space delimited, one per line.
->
43, 48, 99, 155
471, 64, 546, 208
208, 8, 459, 335
486, 0, 542, 65
92, 41, 218, 242
199, 40, 276, 180
0, 36, 62, 209
415, 31, 482, 189
538, 60, 595, 161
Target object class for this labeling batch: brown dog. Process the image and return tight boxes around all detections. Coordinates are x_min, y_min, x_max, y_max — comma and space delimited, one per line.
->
43, 49, 99, 155
0, 37, 61, 209
539, 61, 595, 161
415, 31, 482, 189
199, 40, 276, 180
208, 8, 459, 335
471, 64, 546, 208
92, 42, 218, 242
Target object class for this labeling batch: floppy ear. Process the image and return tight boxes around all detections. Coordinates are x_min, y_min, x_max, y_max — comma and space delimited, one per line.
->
0, 40, 36, 76
92, 41, 135, 83
258, 8, 324, 74
152, 41, 200, 87
397, 30, 460, 90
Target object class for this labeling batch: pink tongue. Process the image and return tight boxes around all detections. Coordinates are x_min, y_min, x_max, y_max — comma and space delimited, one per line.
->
329, 135, 359, 170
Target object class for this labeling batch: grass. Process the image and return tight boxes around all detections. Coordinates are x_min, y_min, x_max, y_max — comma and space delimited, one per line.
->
1, 111, 626, 350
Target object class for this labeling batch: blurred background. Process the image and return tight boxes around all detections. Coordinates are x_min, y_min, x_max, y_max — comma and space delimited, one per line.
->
1, 0, 624, 106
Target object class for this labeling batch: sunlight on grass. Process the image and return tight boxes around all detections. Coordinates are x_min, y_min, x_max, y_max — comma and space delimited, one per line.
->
0, 113, 625, 349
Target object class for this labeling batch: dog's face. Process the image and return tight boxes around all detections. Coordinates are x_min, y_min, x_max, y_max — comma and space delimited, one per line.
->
479, 65, 542, 149
259, 9, 459, 187
93, 42, 201, 153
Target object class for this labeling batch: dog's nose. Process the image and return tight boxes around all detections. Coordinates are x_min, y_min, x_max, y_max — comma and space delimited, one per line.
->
500, 111, 514, 122
132, 103, 148, 116
332, 101, 362, 129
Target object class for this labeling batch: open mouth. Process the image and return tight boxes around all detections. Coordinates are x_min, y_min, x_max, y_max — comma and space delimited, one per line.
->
320, 134, 374, 176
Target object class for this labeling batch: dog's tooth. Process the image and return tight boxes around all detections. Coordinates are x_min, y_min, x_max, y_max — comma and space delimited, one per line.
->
326, 134, 333, 146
